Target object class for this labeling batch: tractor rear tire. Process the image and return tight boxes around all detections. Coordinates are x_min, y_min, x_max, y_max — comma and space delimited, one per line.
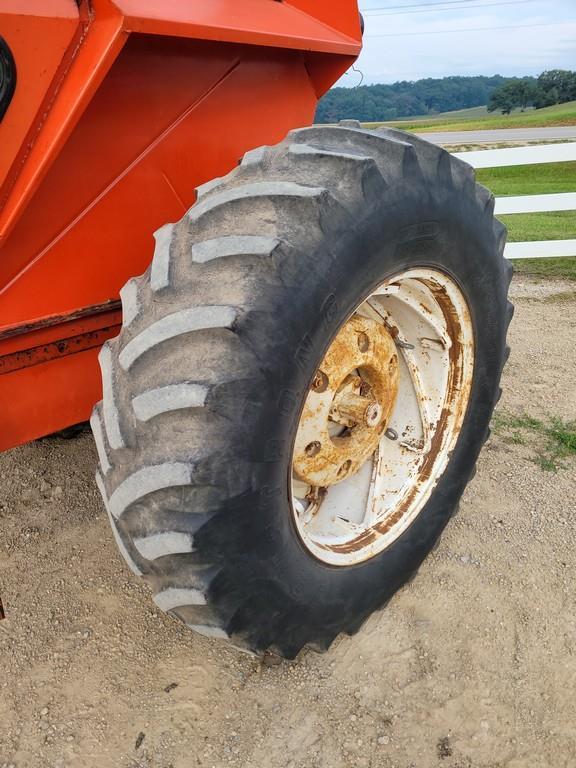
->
92, 125, 512, 658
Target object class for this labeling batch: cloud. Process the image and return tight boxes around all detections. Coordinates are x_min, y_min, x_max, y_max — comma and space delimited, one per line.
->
343, 1, 576, 84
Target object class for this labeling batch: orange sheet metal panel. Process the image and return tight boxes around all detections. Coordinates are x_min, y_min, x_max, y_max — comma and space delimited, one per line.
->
0, 346, 108, 452
0, 4, 126, 244
0, 1, 79, 186
0, 1, 361, 451
0, 38, 319, 325
282, 0, 361, 41
114, 0, 361, 54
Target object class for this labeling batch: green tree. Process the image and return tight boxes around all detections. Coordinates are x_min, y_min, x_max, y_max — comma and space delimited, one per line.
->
488, 82, 520, 114
487, 78, 539, 114
537, 70, 576, 104
315, 74, 512, 123
314, 71, 576, 124
532, 86, 558, 109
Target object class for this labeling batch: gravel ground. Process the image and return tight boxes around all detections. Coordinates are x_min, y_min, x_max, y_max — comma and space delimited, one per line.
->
0, 275, 574, 768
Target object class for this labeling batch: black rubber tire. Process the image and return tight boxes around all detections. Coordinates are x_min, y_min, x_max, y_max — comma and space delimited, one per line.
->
92, 125, 513, 659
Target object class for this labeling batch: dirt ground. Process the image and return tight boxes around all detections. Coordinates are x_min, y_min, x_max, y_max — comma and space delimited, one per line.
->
1, 275, 575, 768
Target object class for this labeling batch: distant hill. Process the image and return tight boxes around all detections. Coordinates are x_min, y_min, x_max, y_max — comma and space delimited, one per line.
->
314, 75, 519, 123
392, 105, 493, 122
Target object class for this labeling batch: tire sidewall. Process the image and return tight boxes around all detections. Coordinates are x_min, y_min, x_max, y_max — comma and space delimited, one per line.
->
217, 179, 508, 630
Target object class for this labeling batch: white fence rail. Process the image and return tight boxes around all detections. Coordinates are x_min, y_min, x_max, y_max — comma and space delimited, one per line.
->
453, 141, 576, 169
495, 192, 576, 215
454, 142, 576, 260
504, 240, 576, 260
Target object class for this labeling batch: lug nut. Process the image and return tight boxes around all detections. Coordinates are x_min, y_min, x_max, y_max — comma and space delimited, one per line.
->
312, 370, 329, 392
305, 441, 321, 457
365, 403, 382, 428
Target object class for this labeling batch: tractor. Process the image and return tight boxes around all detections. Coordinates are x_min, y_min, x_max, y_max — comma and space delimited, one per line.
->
0, 1, 511, 658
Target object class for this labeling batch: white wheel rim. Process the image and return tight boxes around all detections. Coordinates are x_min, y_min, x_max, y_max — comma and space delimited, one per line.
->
290, 268, 475, 566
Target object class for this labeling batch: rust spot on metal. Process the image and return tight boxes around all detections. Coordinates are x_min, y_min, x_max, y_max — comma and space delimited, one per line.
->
419, 301, 433, 316
357, 331, 369, 352
323, 277, 472, 556
0, 324, 120, 375
311, 370, 329, 392
0, 299, 122, 342
321, 527, 377, 554
293, 314, 399, 488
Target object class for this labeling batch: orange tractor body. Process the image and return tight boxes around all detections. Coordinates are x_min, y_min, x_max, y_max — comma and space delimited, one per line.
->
0, 0, 361, 451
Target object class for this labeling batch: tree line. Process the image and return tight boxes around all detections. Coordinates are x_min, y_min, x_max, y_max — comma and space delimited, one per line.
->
488, 70, 576, 114
314, 71, 576, 123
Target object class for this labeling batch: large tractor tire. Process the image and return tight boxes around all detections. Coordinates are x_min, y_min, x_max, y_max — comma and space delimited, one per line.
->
92, 125, 512, 658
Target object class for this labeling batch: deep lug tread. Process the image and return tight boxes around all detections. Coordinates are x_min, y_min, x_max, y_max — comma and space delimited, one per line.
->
132, 382, 210, 422
93, 124, 513, 658
119, 278, 141, 328
188, 181, 326, 224
133, 531, 195, 560
99, 342, 127, 450
95, 473, 142, 576
106, 463, 194, 519
90, 406, 111, 475
191, 235, 279, 264
119, 306, 239, 371
150, 222, 175, 292
153, 587, 207, 611
506, 301, 515, 327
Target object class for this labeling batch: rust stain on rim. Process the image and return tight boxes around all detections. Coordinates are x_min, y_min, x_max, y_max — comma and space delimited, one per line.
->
291, 268, 475, 565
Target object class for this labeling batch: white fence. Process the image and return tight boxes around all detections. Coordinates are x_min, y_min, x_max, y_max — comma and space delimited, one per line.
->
453, 142, 576, 260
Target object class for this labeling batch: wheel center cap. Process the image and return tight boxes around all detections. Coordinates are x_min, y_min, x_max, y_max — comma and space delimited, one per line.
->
293, 315, 399, 488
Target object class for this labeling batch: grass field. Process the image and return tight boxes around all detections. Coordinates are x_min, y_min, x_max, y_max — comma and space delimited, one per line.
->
499, 211, 575, 241
363, 100, 576, 132
512, 257, 576, 280
391, 105, 492, 122
367, 108, 576, 277
476, 162, 576, 196
476, 160, 576, 280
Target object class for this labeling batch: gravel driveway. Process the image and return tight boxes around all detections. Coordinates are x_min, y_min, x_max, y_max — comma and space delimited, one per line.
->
1, 275, 575, 768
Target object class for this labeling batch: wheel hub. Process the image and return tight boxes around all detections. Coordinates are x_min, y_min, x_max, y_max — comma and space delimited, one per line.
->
290, 269, 475, 567
293, 315, 399, 488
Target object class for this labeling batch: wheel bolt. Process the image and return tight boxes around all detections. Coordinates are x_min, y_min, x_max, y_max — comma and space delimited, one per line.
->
305, 441, 321, 457
357, 332, 370, 352
312, 370, 328, 392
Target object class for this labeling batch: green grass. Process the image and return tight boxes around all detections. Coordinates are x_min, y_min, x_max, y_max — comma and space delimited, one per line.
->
363, 100, 576, 132
512, 257, 576, 280
368, 106, 576, 280
476, 162, 576, 196
391, 105, 492, 123
499, 211, 576, 242
474, 162, 576, 280
501, 211, 576, 279
492, 411, 576, 471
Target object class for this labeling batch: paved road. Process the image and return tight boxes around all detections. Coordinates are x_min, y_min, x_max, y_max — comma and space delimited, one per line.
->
417, 126, 576, 145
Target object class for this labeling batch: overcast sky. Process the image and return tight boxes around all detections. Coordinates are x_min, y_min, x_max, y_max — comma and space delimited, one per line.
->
337, 0, 576, 86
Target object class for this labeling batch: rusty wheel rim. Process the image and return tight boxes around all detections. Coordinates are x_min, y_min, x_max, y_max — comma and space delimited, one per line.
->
290, 268, 474, 566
